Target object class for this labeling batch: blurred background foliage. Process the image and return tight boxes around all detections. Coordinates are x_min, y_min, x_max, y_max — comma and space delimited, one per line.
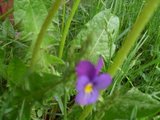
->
0, 0, 160, 119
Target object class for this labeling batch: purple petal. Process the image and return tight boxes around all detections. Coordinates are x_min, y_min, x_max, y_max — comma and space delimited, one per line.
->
94, 74, 112, 90
76, 61, 96, 80
76, 76, 89, 92
96, 57, 104, 75
75, 89, 99, 105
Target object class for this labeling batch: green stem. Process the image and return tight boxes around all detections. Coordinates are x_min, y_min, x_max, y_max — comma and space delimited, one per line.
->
58, 0, 81, 58
78, 0, 160, 120
59, 1, 81, 120
30, 0, 62, 69
107, 0, 160, 77
64, 87, 67, 120
61, 2, 66, 32
60, 1, 81, 119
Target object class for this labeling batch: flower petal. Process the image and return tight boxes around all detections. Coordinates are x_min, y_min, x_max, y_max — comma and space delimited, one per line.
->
75, 89, 99, 105
76, 61, 96, 79
96, 57, 104, 74
76, 76, 89, 92
94, 74, 112, 90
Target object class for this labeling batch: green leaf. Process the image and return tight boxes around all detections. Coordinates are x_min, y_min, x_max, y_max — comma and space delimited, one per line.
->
14, 0, 61, 72
73, 9, 119, 62
55, 96, 64, 115
0, 49, 6, 77
7, 58, 27, 88
18, 99, 32, 120
44, 53, 65, 65
42, 0, 54, 9
2, 58, 63, 119
6, 57, 63, 97
25, 72, 61, 96
14, 0, 47, 35
14, 0, 60, 48
68, 105, 83, 120
37, 109, 43, 117
1, 19, 15, 38
101, 88, 160, 119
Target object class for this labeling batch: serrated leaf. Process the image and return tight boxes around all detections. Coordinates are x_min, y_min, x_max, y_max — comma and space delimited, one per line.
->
14, 0, 46, 35
2, 58, 63, 119
14, 0, 61, 72
7, 58, 28, 87
14, 0, 60, 50
101, 88, 160, 119
2, 19, 15, 38
73, 9, 119, 62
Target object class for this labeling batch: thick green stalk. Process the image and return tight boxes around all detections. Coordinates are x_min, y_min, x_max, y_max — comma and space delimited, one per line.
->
107, 0, 160, 77
58, 0, 81, 58
30, 0, 62, 69
79, 0, 160, 120
61, 2, 66, 32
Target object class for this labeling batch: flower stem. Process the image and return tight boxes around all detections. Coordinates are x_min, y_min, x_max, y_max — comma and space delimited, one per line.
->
107, 0, 160, 77
78, 0, 160, 120
30, 0, 62, 69
59, 1, 81, 119
58, 0, 81, 58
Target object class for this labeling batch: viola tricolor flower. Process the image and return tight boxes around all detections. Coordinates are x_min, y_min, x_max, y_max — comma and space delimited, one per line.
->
75, 57, 112, 105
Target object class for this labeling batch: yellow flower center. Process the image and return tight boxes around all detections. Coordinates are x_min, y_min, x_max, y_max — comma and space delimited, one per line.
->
84, 83, 93, 93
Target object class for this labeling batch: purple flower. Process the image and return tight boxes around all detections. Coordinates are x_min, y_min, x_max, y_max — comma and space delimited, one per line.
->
75, 57, 112, 105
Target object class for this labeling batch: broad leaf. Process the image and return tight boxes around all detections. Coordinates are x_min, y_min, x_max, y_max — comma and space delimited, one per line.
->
100, 88, 160, 119
14, 0, 60, 44
14, 0, 60, 59
73, 9, 119, 62
14, 0, 48, 37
